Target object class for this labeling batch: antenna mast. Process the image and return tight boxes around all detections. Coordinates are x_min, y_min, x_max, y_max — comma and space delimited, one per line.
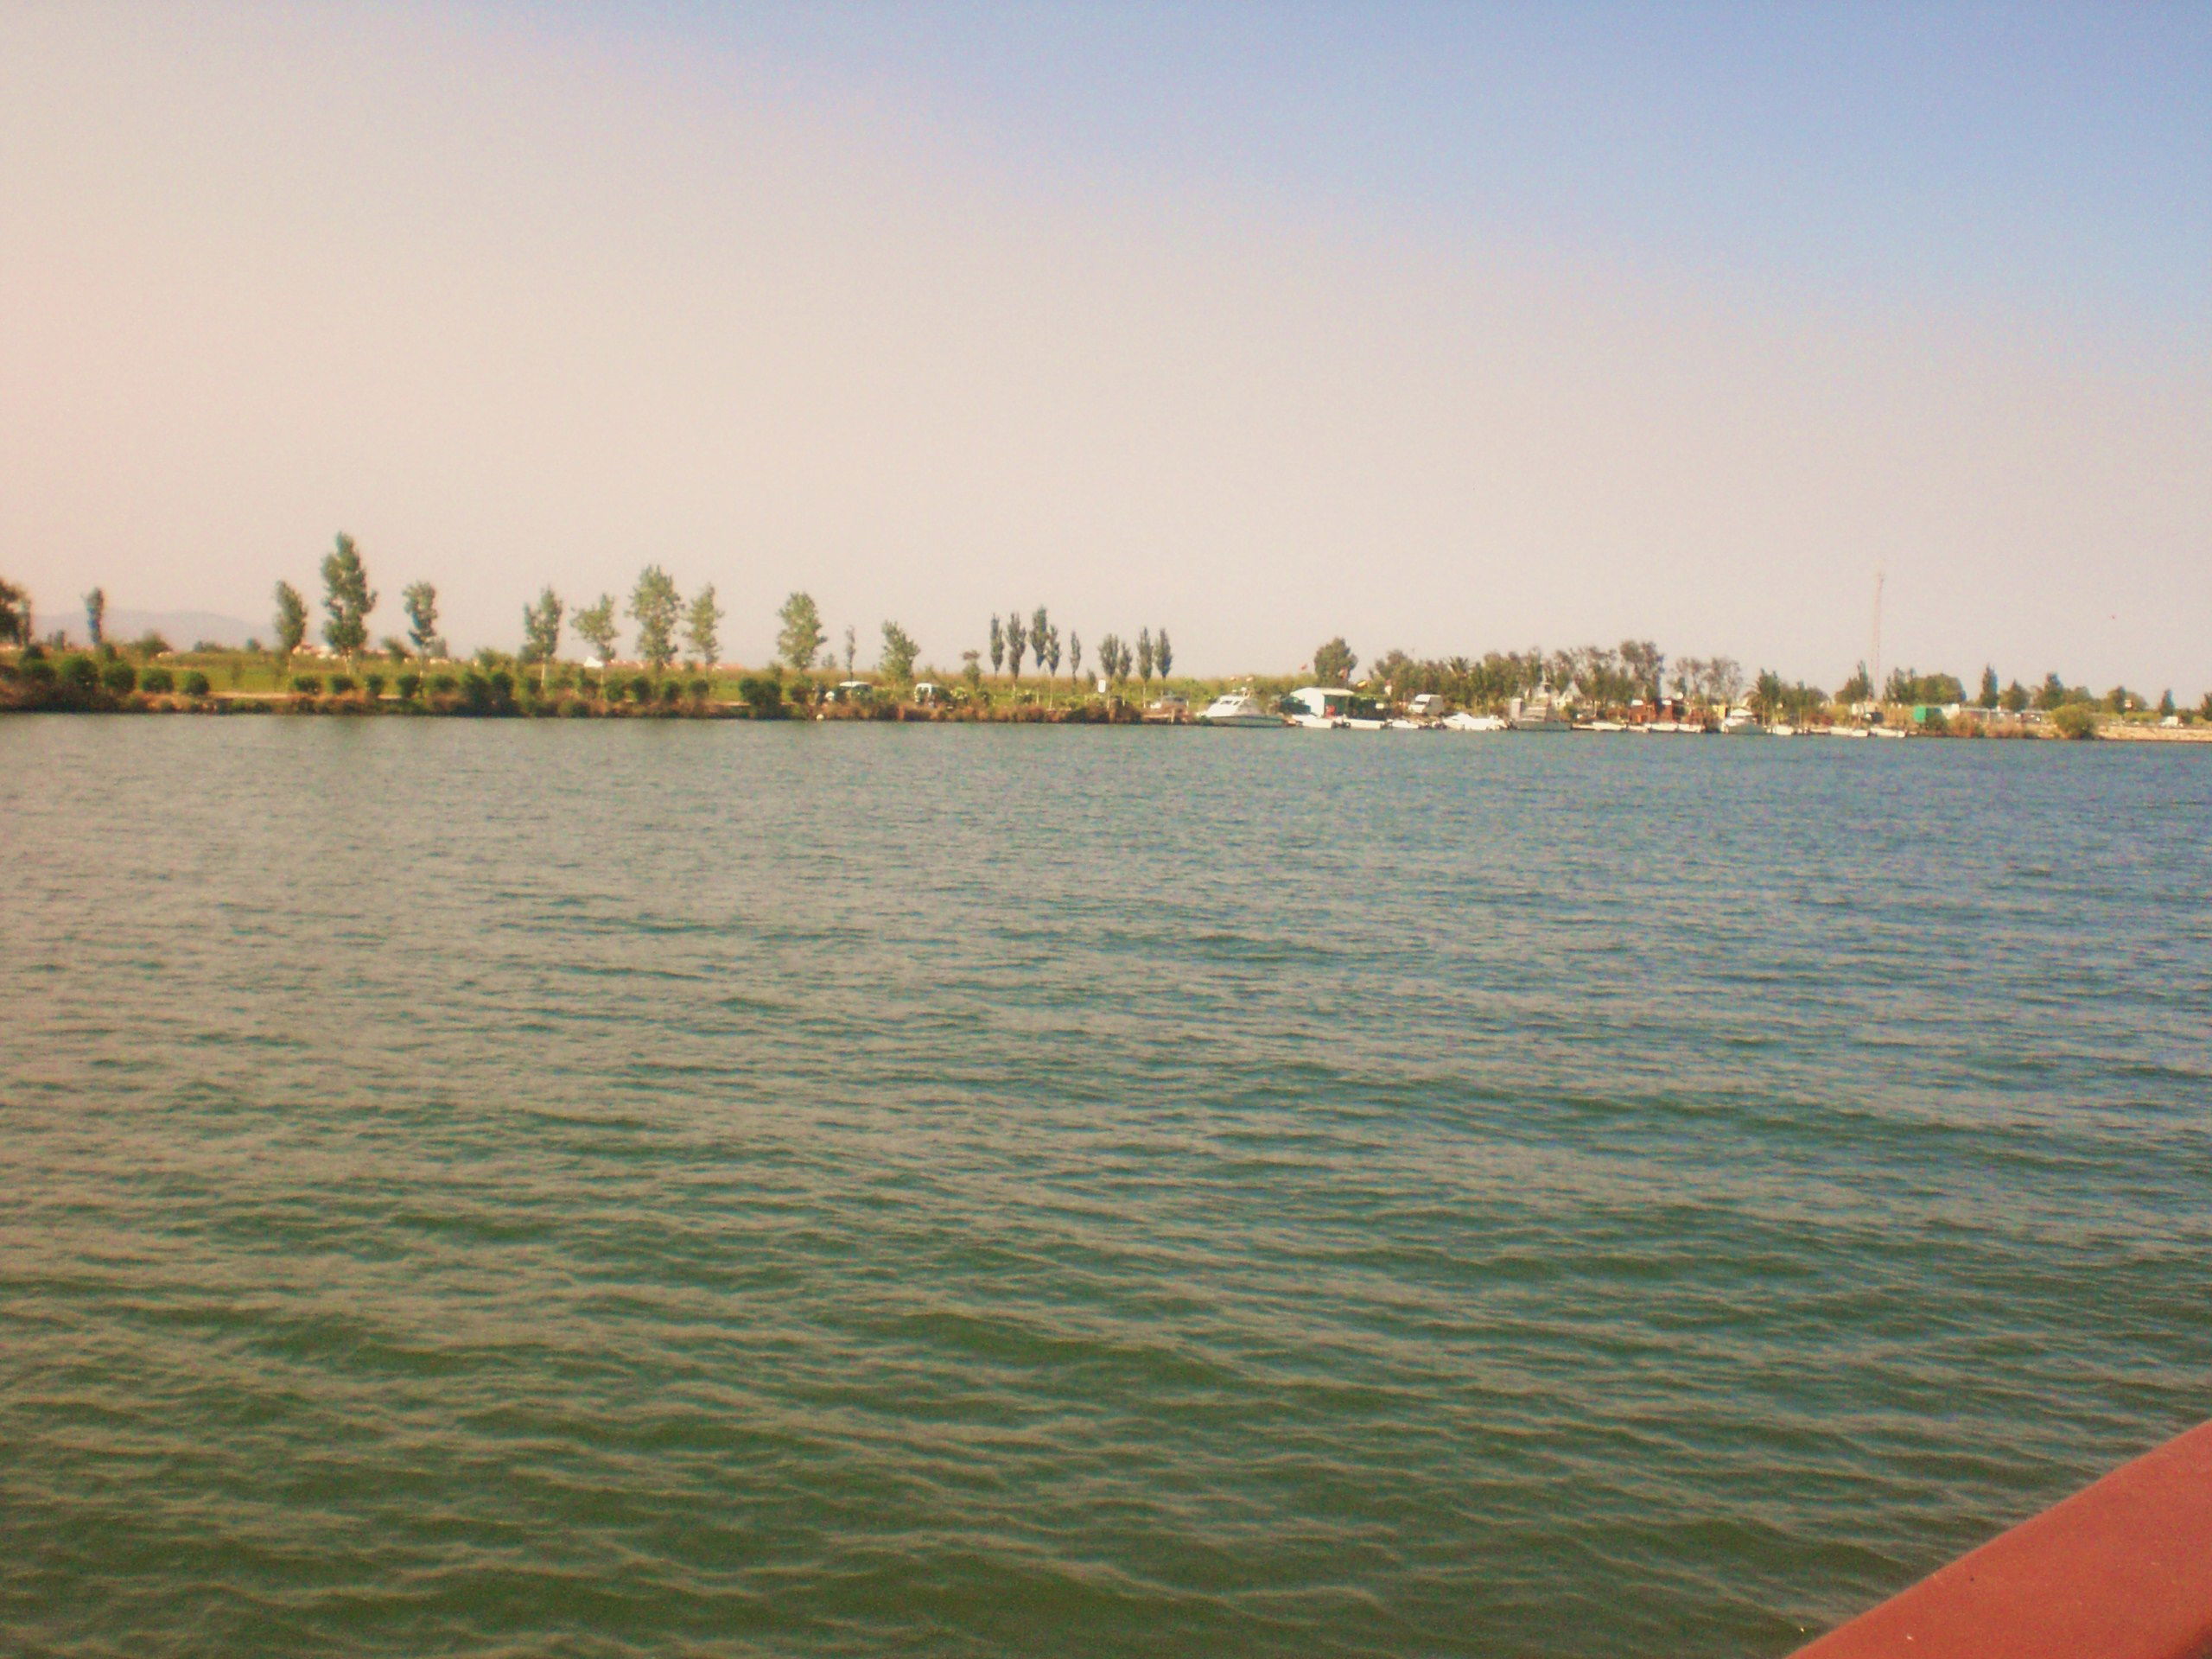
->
1871, 569, 1885, 703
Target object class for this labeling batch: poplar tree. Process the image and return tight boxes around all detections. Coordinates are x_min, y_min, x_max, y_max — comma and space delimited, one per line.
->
273, 582, 308, 677
521, 588, 564, 688
1004, 611, 1027, 682
403, 582, 441, 670
879, 620, 918, 684
684, 584, 722, 668
988, 614, 1004, 677
320, 534, 377, 674
629, 565, 682, 673
842, 625, 857, 677
84, 588, 105, 648
1136, 627, 1154, 686
0, 577, 29, 646
777, 591, 825, 671
574, 594, 619, 671
1154, 628, 1172, 681
1069, 632, 1083, 684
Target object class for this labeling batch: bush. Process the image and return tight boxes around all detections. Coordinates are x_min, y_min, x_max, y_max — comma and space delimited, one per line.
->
101, 661, 138, 696
736, 676, 784, 718
628, 675, 654, 704
2052, 704, 2100, 741
397, 673, 422, 699
658, 679, 681, 705
141, 667, 175, 694
687, 677, 710, 702
180, 671, 209, 696
22, 658, 56, 685
431, 673, 458, 695
562, 695, 593, 717
364, 673, 386, 699
327, 674, 356, 696
61, 654, 100, 693
292, 674, 323, 695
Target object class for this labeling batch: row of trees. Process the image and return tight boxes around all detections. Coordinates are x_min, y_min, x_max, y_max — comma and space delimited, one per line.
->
978, 611, 1174, 690
8, 554, 2197, 719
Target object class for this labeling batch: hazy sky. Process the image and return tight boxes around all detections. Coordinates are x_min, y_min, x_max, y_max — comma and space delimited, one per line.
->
4, 3, 2207, 690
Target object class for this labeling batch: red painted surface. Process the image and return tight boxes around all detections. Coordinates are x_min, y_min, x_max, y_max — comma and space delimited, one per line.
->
1794, 1420, 2212, 1659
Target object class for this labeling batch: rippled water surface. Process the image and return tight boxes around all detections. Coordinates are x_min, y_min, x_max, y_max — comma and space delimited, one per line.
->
4, 718, 2209, 1656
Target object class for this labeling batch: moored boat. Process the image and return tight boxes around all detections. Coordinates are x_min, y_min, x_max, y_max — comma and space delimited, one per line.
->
1196, 690, 1287, 727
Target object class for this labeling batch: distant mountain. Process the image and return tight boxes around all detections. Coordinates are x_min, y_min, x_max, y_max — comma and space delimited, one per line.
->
57, 608, 261, 650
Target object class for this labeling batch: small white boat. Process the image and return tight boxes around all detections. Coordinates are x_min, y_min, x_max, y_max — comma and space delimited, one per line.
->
1580, 719, 1625, 733
1197, 690, 1285, 727
1442, 711, 1507, 733
1770, 722, 1798, 738
1720, 709, 1766, 736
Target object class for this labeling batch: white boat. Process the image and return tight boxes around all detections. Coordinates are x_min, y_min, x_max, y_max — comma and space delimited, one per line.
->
1720, 708, 1766, 736
1284, 686, 1387, 729
1196, 690, 1287, 728
1770, 722, 1798, 738
1442, 710, 1507, 733
1507, 686, 1573, 732
1580, 719, 1625, 733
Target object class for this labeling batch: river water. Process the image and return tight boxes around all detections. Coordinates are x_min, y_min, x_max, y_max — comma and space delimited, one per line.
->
3, 718, 2208, 1656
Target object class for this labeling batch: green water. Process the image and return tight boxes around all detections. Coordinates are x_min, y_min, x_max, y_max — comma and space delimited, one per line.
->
3, 719, 2208, 1656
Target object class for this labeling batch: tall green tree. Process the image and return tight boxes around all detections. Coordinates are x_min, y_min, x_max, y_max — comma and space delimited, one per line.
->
0, 577, 29, 646
777, 591, 825, 671
272, 581, 308, 676
988, 614, 1004, 676
1029, 607, 1051, 680
83, 588, 105, 648
402, 581, 441, 670
2000, 679, 2029, 713
842, 625, 857, 677
320, 534, 377, 673
629, 565, 682, 673
1135, 628, 1154, 685
1005, 611, 1027, 682
1979, 665, 2000, 709
574, 594, 619, 668
1313, 637, 1355, 686
879, 620, 918, 684
1154, 628, 1172, 681
521, 588, 564, 688
1837, 661, 1872, 703
1068, 631, 1084, 683
684, 584, 723, 667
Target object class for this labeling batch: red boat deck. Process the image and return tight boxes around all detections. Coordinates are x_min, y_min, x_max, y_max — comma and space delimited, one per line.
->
1795, 1420, 2212, 1659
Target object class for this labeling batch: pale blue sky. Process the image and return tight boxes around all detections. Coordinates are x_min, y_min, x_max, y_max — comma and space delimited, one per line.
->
3, 3, 2207, 690
545, 1, 2211, 353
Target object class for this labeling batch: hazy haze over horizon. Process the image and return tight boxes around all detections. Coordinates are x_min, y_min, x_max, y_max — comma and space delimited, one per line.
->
3, 3, 2207, 692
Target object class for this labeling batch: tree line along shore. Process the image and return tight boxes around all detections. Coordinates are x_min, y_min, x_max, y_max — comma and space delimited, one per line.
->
2, 541, 2204, 737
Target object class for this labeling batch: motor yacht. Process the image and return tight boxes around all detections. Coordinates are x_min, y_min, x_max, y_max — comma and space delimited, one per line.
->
1196, 690, 1287, 727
